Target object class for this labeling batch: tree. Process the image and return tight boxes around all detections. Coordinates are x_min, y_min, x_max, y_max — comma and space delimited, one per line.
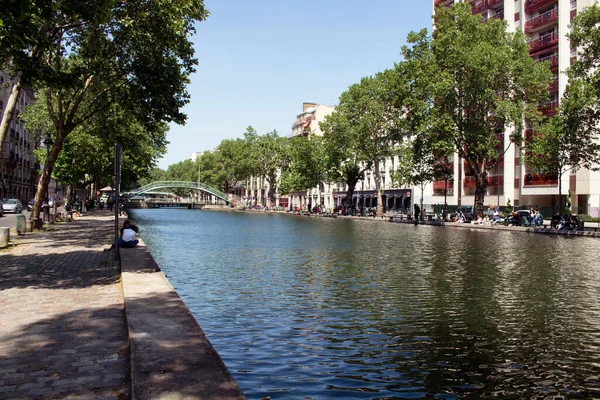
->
245, 127, 288, 207
526, 79, 600, 213
321, 70, 404, 217
23, 99, 168, 199
390, 138, 436, 219
0, 1, 114, 160
405, 4, 552, 218
525, 4, 600, 215
15, 0, 208, 223
215, 138, 253, 193
320, 109, 370, 211
279, 135, 327, 198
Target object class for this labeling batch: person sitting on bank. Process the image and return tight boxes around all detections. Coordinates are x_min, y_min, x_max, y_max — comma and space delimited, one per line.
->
118, 220, 139, 248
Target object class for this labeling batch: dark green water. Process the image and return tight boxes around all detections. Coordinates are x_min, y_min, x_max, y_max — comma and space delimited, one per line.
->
129, 208, 600, 400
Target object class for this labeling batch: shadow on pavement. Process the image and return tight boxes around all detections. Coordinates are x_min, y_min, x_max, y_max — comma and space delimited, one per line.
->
0, 248, 119, 290
0, 304, 130, 399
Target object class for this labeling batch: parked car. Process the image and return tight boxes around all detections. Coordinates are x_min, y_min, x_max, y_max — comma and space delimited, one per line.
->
2, 199, 23, 214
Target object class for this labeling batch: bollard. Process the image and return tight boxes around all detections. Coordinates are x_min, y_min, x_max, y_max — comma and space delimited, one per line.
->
0, 227, 9, 248
16, 214, 26, 235
26, 220, 34, 232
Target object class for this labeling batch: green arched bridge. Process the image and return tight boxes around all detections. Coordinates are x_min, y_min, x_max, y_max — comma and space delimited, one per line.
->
130, 181, 244, 208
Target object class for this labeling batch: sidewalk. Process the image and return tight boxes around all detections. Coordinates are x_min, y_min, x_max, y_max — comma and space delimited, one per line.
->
0, 212, 129, 399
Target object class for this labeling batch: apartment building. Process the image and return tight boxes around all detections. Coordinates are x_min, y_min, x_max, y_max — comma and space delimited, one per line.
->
286, 102, 414, 213
0, 71, 40, 203
286, 102, 335, 210
431, 0, 600, 217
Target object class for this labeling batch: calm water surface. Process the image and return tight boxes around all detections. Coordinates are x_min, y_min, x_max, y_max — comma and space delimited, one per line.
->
129, 208, 600, 400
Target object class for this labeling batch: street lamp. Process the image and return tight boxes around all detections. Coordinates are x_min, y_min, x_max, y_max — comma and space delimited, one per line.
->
43, 133, 54, 222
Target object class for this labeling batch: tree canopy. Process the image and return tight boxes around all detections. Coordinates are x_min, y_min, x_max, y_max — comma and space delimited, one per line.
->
15, 0, 208, 221
404, 4, 552, 217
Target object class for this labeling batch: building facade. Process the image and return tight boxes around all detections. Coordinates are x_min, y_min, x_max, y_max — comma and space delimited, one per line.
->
0, 71, 40, 204
189, 152, 202, 162
287, 102, 414, 213
431, 0, 600, 217
288, 102, 335, 211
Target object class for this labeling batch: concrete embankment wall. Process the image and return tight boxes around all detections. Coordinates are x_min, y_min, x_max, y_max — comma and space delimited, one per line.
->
242, 208, 600, 238
119, 241, 246, 400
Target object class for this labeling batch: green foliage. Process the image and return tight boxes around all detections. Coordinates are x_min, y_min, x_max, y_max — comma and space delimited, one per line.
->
244, 126, 288, 205
504, 198, 512, 216
6, 0, 208, 219
389, 142, 413, 189
22, 99, 168, 190
570, 4, 600, 82
528, 79, 600, 176
578, 214, 599, 223
279, 135, 327, 194
405, 4, 552, 216
321, 70, 405, 215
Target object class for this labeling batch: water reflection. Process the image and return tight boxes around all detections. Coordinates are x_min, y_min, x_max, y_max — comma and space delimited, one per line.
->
130, 209, 600, 399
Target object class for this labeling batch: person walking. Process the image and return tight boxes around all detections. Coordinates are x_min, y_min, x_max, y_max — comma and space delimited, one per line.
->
414, 203, 421, 221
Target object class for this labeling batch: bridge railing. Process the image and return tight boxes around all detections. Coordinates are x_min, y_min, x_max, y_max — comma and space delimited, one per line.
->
130, 181, 245, 208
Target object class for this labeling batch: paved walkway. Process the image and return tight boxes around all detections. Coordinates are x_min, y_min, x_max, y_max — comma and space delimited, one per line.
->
0, 212, 129, 399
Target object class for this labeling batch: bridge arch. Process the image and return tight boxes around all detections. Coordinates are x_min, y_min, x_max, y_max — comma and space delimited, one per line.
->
130, 181, 243, 207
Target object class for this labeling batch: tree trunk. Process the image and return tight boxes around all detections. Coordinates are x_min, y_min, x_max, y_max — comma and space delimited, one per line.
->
344, 184, 356, 208
269, 184, 276, 208
0, 75, 23, 160
31, 133, 65, 223
558, 171, 563, 215
374, 160, 384, 217
420, 182, 425, 220
474, 171, 488, 219
66, 184, 72, 205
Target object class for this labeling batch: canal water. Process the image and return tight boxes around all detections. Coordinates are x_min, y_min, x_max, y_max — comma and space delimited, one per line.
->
129, 208, 600, 399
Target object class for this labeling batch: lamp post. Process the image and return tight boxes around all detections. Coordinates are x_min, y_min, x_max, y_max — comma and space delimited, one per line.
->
43, 133, 54, 222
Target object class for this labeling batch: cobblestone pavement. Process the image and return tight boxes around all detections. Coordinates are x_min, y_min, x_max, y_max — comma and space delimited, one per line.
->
0, 212, 129, 399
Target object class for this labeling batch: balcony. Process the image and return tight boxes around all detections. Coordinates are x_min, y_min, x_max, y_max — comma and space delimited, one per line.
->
496, 11, 504, 20
525, 8, 558, 32
434, 0, 450, 6
524, 173, 558, 186
433, 180, 455, 191
291, 115, 313, 129
525, 0, 557, 13
548, 77, 558, 93
538, 54, 558, 71
539, 100, 558, 116
471, 1, 487, 14
432, 180, 455, 196
487, 0, 503, 8
529, 32, 558, 53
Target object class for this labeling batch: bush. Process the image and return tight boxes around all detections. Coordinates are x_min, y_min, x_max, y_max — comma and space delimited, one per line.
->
577, 214, 599, 223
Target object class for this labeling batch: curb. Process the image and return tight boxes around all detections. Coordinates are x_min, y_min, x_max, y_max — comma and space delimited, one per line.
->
119, 239, 246, 400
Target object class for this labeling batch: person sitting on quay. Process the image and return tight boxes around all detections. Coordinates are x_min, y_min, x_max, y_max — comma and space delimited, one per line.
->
118, 220, 139, 248
533, 209, 543, 227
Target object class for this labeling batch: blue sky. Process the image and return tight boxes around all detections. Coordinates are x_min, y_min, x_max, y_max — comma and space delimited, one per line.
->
158, 0, 433, 169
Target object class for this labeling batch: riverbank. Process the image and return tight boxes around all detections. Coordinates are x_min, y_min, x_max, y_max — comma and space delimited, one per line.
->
240, 208, 600, 238
0, 211, 245, 399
